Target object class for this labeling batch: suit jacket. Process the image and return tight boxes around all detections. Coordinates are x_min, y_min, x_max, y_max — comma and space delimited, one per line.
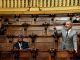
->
13, 41, 29, 49
54, 28, 77, 51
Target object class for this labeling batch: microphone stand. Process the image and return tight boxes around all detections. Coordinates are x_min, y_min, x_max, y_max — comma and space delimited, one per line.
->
42, 22, 50, 35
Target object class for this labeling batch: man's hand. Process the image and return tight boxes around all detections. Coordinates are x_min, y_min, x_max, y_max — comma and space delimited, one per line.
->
75, 49, 77, 53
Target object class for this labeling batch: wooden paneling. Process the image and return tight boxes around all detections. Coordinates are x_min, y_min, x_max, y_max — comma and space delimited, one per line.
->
0, 15, 80, 60
37, 52, 50, 60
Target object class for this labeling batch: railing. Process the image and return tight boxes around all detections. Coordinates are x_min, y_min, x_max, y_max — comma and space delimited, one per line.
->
0, 0, 80, 8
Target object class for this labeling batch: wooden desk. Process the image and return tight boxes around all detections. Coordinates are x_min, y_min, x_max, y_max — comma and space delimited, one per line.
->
49, 50, 75, 60
0, 51, 13, 60
0, 49, 31, 60
13, 49, 31, 60
56, 51, 74, 60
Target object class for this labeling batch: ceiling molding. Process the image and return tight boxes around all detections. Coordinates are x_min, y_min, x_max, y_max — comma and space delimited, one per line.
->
0, 6, 80, 14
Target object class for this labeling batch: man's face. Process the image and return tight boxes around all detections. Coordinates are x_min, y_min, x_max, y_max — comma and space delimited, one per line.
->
18, 38, 23, 42
65, 21, 72, 30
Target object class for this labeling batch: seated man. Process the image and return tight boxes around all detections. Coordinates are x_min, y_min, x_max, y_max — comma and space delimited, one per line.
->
13, 35, 29, 50
13, 35, 29, 60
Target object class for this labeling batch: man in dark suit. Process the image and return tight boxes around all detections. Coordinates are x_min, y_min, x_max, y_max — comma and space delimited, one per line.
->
13, 38, 29, 50
13, 35, 29, 60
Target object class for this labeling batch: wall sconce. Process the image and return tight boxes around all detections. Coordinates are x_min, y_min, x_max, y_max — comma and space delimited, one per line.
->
42, 22, 50, 35
0, 22, 8, 35
0, 18, 10, 35
29, 33, 37, 43
50, 14, 55, 22
51, 17, 54, 21
7, 35, 14, 43
22, 23, 30, 31
34, 17, 37, 22
14, 15, 20, 21
3, 18, 9, 26
32, 15, 38, 22
8, 38, 13, 43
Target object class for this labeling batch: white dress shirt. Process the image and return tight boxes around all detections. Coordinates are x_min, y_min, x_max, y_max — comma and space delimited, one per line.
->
18, 42, 22, 50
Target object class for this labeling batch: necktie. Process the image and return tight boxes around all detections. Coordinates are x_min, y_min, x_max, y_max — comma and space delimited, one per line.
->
66, 30, 68, 37
63, 30, 68, 50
